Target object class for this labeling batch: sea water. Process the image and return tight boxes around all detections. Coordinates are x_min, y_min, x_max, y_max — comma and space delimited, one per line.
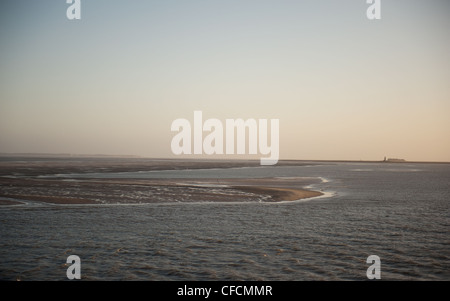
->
0, 162, 449, 280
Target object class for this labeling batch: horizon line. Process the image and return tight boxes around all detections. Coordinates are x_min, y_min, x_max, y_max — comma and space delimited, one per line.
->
1, 152, 449, 164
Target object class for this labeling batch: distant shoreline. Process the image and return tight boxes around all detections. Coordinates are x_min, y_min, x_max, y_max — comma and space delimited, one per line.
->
1, 153, 449, 164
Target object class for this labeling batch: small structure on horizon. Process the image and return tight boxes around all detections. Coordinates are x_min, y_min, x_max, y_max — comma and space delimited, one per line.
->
383, 156, 405, 163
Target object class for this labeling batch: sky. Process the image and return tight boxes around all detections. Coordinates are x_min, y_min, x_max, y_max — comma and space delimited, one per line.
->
0, 0, 449, 161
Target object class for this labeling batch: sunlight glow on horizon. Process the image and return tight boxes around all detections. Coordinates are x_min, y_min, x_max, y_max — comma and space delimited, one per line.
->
1, 0, 449, 162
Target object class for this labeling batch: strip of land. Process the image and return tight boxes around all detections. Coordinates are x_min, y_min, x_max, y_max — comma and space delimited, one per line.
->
0, 158, 323, 205
232, 186, 322, 202
0, 199, 24, 206
0, 178, 322, 205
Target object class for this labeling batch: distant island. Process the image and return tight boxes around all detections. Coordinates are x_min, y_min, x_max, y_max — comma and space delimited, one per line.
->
383, 157, 406, 163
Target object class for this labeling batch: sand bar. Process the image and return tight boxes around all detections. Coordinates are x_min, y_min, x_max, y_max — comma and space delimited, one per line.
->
0, 177, 323, 205
0, 158, 324, 205
0, 199, 24, 206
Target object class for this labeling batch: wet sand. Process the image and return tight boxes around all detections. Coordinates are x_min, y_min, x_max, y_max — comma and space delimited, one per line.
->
0, 158, 323, 205
231, 186, 322, 202
0, 178, 322, 205
0, 157, 314, 177
0, 199, 23, 206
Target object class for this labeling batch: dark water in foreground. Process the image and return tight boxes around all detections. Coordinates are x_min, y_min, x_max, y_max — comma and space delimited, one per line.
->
0, 162, 449, 280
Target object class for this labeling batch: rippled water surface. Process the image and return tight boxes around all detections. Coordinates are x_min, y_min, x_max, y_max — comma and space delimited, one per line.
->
1, 162, 449, 280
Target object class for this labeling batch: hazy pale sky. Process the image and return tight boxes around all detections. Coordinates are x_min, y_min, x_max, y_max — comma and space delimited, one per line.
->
1, 0, 449, 161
